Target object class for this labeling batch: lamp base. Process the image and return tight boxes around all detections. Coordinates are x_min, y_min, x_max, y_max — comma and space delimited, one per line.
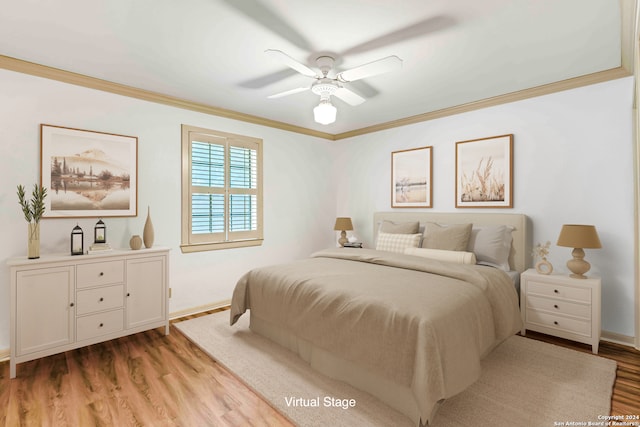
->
566, 247, 590, 279
338, 230, 348, 247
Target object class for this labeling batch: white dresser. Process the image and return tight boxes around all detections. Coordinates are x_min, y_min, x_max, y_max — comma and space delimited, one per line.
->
520, 268, 601, 354
8, 247, 170, 378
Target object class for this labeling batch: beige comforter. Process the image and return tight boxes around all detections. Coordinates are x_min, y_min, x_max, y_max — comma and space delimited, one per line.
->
230, 248, 522, 424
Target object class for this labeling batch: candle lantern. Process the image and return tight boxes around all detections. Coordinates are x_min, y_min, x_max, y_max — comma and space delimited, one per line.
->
94, 219, 106, 244
71, 224, 84, 255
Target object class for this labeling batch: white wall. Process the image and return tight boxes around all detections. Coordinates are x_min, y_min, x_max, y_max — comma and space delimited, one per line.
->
0, 69, 336, 351
0, 68, 635, 352
332, 77, 636, 337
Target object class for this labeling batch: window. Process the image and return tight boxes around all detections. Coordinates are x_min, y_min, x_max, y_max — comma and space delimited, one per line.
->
181, 125, 263, 252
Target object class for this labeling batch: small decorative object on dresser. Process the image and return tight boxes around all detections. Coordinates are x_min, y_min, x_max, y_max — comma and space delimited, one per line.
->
89, 219, 112, 253
143, 206, 155, 248
520, 269, 601, 354
16, 184, 47, 259
94, 219, 106, 243
333, 217, 353, 247
129, 235, 143, 250
71, 224, 84, 255
533, 241, 553, 274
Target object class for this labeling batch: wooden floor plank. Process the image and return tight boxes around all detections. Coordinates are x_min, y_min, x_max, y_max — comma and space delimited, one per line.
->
0, 311, 637, 426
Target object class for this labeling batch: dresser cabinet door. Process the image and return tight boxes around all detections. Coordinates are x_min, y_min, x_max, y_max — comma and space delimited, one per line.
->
16, 266, 74, 356
125, 256, 166, 329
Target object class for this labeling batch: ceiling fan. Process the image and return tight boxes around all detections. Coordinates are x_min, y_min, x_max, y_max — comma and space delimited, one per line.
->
264, 49, 403, 125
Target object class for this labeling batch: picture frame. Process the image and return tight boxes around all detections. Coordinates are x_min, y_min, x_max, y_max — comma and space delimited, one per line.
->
41, 124, 138, 218
455, 134, 513, 208
391, 146, 433, 208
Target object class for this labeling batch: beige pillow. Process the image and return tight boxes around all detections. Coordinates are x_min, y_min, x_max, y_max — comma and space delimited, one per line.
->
467, 225, 513, 271
376, 232, 421, 253
421, 223, 472, 251
404, 247, 477, 264
379, 220, 420, 234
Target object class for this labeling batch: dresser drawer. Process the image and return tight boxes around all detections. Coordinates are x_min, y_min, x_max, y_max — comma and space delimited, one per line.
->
526, 309, 591, 336
526, 295, 591, 319
526, 280, 591, 303
76, 309, 124, 341
76, 285, 124, 315
76, 261, 124, 288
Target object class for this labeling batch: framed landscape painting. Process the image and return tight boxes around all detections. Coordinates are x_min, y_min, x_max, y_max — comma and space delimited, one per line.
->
391, 146, 433, 208
41, 124, 138, 218
455, 134, 513, 208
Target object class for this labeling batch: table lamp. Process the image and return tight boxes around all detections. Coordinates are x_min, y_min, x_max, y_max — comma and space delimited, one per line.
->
334, 217, 353, 247
556, 224, 602, 279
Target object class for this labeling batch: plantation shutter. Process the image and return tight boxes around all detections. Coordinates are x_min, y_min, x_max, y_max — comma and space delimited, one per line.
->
182, 126, 263, 251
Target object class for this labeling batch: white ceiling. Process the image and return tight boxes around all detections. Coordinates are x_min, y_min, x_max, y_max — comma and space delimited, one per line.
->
0, 0, 629, 136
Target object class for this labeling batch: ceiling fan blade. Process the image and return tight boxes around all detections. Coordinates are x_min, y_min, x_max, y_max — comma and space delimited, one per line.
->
238, 68, 299, 89
337, 56, 402, 82
334, 87, 365, 106
219, 0, 313, 51
265, 49, 317, 78
342, 15, 456, 56
267, 87, 309, 99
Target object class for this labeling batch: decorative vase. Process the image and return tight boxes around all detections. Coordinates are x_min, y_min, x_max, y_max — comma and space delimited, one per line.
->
535, 258, 553, 275
27, 222, 40, 259
130, 235, 142, 250
143, 206, 154, 248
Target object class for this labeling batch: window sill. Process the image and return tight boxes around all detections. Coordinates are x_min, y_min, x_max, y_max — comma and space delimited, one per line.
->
180, 239, 263, 253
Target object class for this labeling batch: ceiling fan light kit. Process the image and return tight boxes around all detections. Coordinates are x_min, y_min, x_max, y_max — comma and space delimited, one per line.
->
264, 49, 402, 125
313, 99, 337, 125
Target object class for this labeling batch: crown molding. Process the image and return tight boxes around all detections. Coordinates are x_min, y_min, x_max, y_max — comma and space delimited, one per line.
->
333, 67, 631, 140
0, 55, 630, 142
0, 55, 334, 140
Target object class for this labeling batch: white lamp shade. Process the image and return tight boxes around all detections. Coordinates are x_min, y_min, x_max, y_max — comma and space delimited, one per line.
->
313, 101, 337, 125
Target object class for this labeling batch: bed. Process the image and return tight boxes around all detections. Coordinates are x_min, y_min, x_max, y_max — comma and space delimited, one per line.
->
230, 212, 530, 426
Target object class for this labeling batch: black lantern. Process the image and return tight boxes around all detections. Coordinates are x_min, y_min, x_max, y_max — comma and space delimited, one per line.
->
71, 224, 84, 255
94, 219, 106, 244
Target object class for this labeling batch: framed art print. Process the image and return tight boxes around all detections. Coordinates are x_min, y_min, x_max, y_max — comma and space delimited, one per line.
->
455, 134, 513, 208
391, 146, 433, 208
41, 124, 138, 217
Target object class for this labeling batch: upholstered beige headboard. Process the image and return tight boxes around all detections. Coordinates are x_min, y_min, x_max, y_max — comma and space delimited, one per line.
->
373, 212, 532, 272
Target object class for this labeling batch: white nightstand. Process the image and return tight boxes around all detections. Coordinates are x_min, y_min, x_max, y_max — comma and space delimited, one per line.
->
520, 268, 601, 354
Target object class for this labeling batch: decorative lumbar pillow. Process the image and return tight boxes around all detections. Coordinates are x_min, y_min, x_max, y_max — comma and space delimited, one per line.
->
378, 220, 420, 234
467, 225, 514, 271
421, 223, 473, 251
404, 247, 477, 265
376, 232, 421, 253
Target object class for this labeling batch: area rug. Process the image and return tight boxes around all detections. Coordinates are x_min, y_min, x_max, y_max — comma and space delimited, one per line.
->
175, 311, 616, 427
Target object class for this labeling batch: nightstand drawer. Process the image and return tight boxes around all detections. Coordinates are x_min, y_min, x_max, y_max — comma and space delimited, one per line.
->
77, 261, 125, 288
527, 280, 591, 303
526, 295, 591, 319
76, 285, 124, 315
526, 309, 591, 336
76, 309, 124, 341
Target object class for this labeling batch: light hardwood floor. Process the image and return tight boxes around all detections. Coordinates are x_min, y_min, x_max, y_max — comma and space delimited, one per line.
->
0, 310, 638, 426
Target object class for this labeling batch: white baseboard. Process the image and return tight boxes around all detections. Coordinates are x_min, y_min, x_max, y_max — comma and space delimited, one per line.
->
169, 299, 231, 320
601, 330, 637, 347
0, 348, 9, 363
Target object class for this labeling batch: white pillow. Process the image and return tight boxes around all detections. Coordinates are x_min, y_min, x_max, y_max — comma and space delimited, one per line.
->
404, 247, 477, 265
467, 225, 513, 271
376, 232, 421, 253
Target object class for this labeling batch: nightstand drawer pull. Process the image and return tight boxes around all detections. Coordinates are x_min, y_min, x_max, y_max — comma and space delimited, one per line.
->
553, 321, 558, 325
554, 304, 559, 309
99, 323, 104, 327
554, 289, 559, 293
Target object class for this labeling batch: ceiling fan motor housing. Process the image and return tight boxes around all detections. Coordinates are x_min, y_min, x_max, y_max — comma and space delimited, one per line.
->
311, 78, 339, 99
